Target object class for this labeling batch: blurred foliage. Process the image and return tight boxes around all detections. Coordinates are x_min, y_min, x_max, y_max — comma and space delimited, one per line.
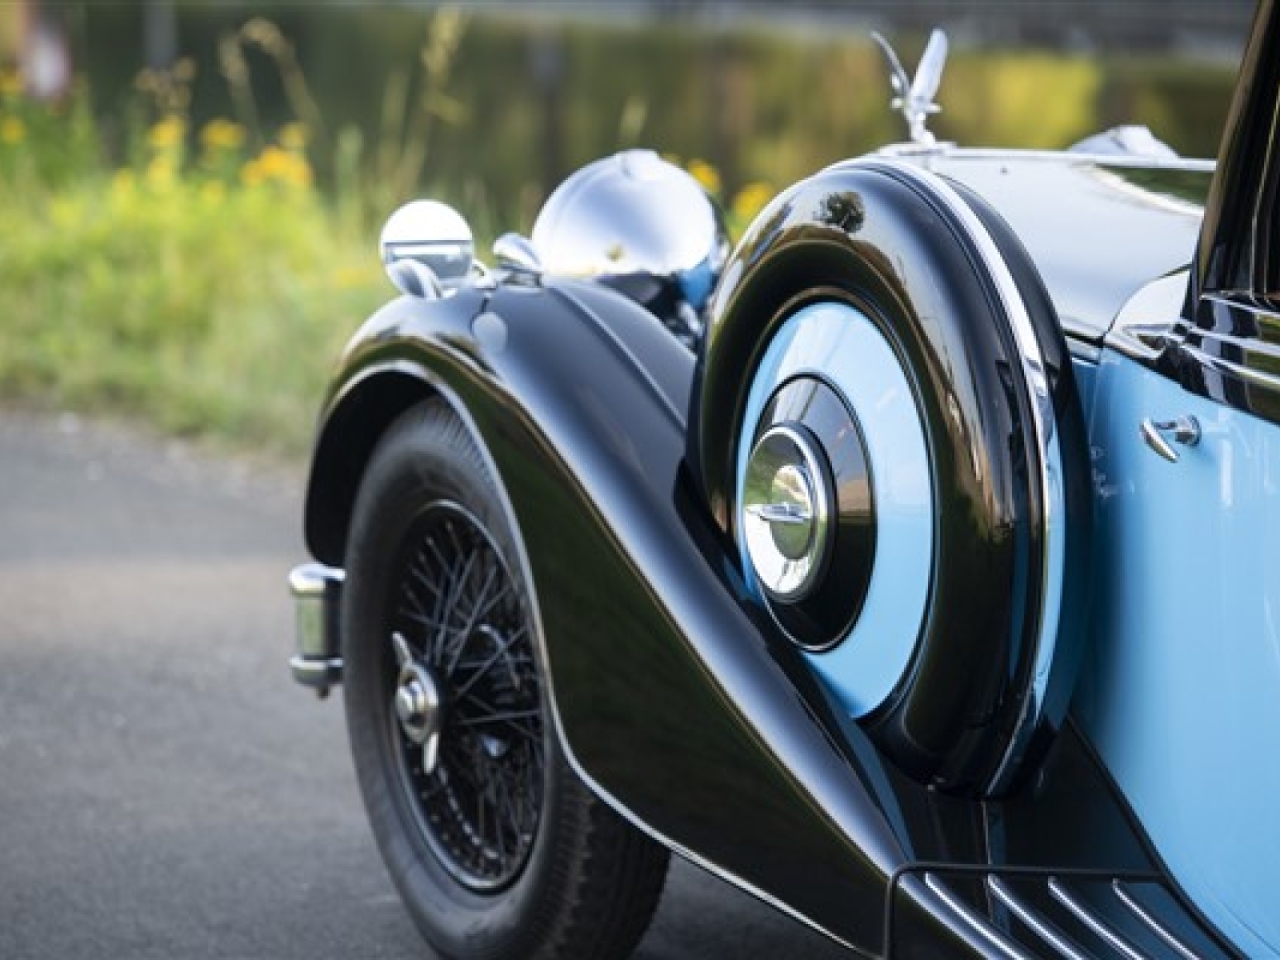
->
62, 5, 1237, 228
0, 62, 383, 454
0, 5, 1241, 453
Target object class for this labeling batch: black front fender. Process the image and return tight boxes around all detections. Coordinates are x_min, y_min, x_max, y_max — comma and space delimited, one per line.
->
301, 273, 1168, 957
301, 279, 967, 953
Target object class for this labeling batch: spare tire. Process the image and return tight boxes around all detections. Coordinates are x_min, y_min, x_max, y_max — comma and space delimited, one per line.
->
691, 159, 1090, 797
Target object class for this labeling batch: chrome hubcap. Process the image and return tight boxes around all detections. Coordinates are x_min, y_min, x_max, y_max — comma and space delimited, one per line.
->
392, 632, 443, 774
743, 424, 832, 601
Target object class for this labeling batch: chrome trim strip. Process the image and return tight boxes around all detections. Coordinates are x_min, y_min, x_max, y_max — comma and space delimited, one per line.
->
1048, 878, 1145, 960
923, 873, 1036, 960
1106, 270, 1191, 362
1067, 337, 1103, 364
986, 876, 1092, 960
1112, 881, 1202, 960
1187, 299, 1280, 378
853, 158, 1065, 796
873, 144, 1216, 173
1183, 342, 1280, 393
1190, 324, 1280, 355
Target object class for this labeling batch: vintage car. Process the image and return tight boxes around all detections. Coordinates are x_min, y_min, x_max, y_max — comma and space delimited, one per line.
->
287, 2, 1280, 956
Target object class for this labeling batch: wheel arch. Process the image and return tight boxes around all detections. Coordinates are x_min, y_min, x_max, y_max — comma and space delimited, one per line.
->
304, 364, 446, 566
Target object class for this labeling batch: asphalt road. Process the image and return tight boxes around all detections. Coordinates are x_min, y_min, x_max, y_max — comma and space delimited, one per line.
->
0, 410, 848, 960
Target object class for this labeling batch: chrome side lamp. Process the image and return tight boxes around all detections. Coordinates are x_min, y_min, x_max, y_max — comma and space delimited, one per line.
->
380, 200, 475, 299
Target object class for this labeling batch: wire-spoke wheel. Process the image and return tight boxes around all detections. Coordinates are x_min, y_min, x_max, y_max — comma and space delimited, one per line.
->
342, 400, 669, 960
388, 501, 543, 892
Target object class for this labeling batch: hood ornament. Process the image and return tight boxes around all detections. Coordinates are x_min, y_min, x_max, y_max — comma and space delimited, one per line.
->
872, 28, 949, 146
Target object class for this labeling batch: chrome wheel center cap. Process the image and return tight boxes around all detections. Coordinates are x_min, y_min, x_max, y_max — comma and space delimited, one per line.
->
742, 424, 832, 601
391, 632, 444, 773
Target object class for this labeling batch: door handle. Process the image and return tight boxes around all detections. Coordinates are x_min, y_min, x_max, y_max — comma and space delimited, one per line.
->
1140, 416, 1200, 462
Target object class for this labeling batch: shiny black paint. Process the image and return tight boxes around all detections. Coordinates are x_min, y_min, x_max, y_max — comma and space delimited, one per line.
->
1165, 0, 1280, 429
305, 288, 490, 565
293, 12, 1280, 944
690, 162, 1090, 796
1197, 0, 1279, 303
305, 270, 1231, 954
309, 280, 911, 953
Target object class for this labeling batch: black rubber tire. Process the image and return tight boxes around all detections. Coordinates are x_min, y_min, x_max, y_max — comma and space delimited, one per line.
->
342, 400, 669, 960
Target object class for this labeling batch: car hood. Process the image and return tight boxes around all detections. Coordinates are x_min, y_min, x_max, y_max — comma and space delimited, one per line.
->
894, 149, 1214, 343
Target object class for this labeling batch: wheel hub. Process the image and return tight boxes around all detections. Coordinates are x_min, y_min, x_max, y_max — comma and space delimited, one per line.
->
743, 423, 832, 601
738, 375, 878, 651
392, 632, 444, 774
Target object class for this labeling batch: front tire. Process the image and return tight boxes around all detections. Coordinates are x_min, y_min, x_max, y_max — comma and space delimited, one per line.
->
342, 401, 669, 960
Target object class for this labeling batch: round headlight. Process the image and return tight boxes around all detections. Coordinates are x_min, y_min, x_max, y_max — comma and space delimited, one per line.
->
531, 150, 728, 312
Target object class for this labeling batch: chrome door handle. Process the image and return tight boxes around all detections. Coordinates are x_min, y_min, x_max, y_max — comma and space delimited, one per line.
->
1140, 416, 1200, 462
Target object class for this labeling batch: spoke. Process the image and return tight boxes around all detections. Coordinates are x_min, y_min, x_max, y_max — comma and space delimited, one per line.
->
453, 707, 540, 727
423, 535, 468, 661
497, 760, 526, 856
444, 561, 502, 677
474, 747, 488, 862
408, 554, 446, 602
398, 607, 449, 634
452, 625, 531, 700
435, 549, 481, 668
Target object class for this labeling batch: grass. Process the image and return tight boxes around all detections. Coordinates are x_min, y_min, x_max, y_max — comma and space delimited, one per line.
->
0, 41, 404, 458
0, 21, 763, 459
0, 127, 388, 457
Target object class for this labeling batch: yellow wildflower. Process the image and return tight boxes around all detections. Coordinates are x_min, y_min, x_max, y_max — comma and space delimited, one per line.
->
200, 181, 227, 204
148, 115, 186, 150
252, 144, 313, 189
277, 122, 308, 151
200, 118, 245, 152
291, 160, 314, 189
240, 157, 266, 188
686, 158, 722, 196
0, 115, 25, 145
241, 145, 312, 190
145, 155, 178, 191
731, 181, 773, 224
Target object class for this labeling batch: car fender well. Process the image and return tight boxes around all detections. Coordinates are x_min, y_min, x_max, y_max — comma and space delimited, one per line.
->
305, 365, 440, 566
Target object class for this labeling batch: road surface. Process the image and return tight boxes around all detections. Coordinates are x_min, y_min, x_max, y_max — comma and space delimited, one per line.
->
0, 410, 847, 960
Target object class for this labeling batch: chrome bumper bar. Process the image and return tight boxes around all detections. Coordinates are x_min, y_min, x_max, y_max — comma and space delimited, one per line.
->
288, 563, 345, 698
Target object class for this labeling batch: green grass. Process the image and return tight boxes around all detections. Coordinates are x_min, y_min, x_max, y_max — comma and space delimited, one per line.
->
0, 78, 394, 457
0, 168, 388, 455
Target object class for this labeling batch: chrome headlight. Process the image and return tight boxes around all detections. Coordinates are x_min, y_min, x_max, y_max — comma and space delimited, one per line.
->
531, 149, 728, 312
